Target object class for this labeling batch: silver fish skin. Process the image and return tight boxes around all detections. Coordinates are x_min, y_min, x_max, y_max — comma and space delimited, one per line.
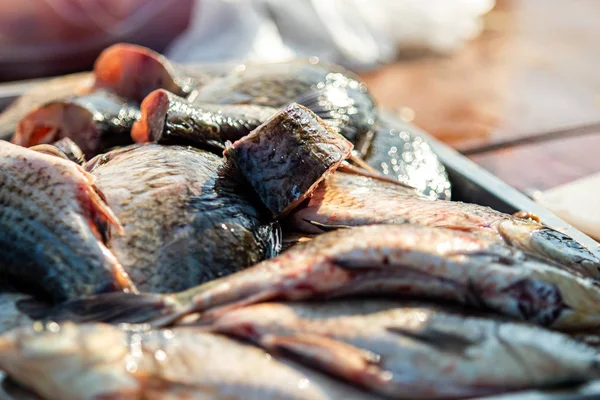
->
206, 299, 600, 399
0, 141, 135, 302
47, 224, 600, 330
85, 144, 278, 293
0, 322, 375, 400
287, 172, 600, 278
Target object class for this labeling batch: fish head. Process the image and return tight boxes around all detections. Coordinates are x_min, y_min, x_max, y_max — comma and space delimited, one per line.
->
0, 322, 138, 400
13, 102, 99, 158
498, 220, 600, 278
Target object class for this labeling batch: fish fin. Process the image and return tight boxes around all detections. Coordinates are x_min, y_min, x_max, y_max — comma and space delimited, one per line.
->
386, 325, 479, 358
78, 169, 125, 238
301, 219, 353, 232
261, 334, 391, 388
435, 224, 479, 233
16, 298, 54, 320
38, 292, 180, 325
198, 288, 282, 323
337, 163, 419, 192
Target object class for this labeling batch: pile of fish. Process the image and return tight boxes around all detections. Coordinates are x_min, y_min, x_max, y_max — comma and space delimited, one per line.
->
2, 43, 600, 400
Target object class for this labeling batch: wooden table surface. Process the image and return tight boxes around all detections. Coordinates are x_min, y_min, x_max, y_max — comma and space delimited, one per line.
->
360, 0, 600, 193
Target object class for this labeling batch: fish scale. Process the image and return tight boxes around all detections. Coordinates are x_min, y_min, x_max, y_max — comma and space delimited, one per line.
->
84, 144, 278, 293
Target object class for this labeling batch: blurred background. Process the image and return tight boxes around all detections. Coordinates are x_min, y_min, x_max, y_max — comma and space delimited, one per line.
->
1, 0, 599, 230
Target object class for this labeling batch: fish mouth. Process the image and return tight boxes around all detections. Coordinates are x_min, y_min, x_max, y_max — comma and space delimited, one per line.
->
93, 43, 182, 102
13, 103, 98, 157
131, 89, 170, 143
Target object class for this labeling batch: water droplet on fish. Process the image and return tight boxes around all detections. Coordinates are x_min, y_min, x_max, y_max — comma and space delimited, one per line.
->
298, 379, 310, 389
308, 56, 320, 64
380, 371, 394, 382
163, 330, 174, 340
154, 349, 167, 362
47, 322, 60, 333
125, 356, 138, 373
398, 107, 415, 122
33, 321, 44, 332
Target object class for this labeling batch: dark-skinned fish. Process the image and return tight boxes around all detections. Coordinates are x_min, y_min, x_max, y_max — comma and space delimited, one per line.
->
12, 90, 139, 158
83, 144, 279, 293
191, 59, 377, 144
224, 103, 353, 218
361, 114, 451, 200
131, 88, 276, 149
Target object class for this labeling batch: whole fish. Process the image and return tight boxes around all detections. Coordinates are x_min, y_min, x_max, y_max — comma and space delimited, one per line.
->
131, 88, 277, 149
0, 141, 135, 302
287, 172, 600, 278
191, 60, 377, 144
224, 103, 353, 218
206, 299, 600, 399
361, 114, 451, 200
84, 144, 279, 293
93, 43, 208, 103
0, 322, 375, 400
47, 224, 600, 330
12, 91, 139, 158
0, 72, 93, 141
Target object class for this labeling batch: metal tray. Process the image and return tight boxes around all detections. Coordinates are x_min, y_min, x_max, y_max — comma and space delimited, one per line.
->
1, 77, 599, 400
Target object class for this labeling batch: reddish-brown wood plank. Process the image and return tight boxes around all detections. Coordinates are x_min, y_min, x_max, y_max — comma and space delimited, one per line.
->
469, 133, 600, 193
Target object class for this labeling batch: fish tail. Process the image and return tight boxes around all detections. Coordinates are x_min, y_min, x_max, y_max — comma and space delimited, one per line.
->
39, 292, 182, 326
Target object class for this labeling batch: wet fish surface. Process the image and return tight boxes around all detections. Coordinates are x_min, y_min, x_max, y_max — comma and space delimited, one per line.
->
47, 224, 600, 330
0, 72, 93, 141
191, 60, 377, 144
361, 114, 451, 200
287, 172, 600, 278
84, 144, 278, 293
12, 91, 139, 158
131, 88, 277, 149
206, 299, 600, 399
225, 103, 353, 218
0, 322, 375, 400
0, 141, 135, 302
